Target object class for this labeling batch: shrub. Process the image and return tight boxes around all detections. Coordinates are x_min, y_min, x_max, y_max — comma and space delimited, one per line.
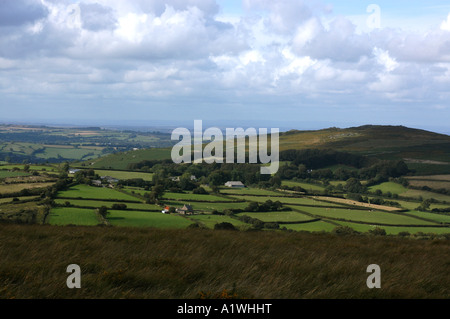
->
332, 226, 358, 235
214, 222, 237, 231
193, 187, 208, 195
368, 227, 387, 236
111, 203, 127, 210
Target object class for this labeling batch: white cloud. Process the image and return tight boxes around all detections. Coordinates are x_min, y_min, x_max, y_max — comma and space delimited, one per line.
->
1, 0, 450, 128
373, 47, 398, 72
440, 13, 450, 31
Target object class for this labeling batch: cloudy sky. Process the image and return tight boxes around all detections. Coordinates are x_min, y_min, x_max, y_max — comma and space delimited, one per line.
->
2, 0, 450, 133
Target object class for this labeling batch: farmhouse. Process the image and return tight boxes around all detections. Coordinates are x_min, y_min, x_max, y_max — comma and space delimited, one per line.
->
176, 204, 193, 215
68, 169, 81, 174
161, 206, 171, 214
100, 176, 119, 183
91, 180, 102, 187
224, 181, 245, 188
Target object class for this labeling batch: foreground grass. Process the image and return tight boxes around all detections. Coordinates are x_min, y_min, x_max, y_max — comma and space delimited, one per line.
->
0, 224, 449, 299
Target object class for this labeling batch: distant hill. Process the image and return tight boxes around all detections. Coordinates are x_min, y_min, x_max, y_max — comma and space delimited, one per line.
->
79, 125, 450, 175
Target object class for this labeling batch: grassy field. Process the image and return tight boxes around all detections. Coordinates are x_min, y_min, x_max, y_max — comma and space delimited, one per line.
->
0, 224, 449, 298
403, 210, 450, 224
89, 148, 172, 170
188, 214, 249, 229
311, 196, 402, 211
161, 200, 250, 212
368, 182, 408, 194
93, 170, 154, 181
48, 207, 100, 226
295, 206, 438, 226
283, 220, 338, 232
334, 221, 450, 235
162, 192, 234, 202
0, 164, 57, 171
53, 199, 161, 211
407, 180, 450, 190
219, 188, 282, 196
106, 210, 193, 228
0, 196, 39, 204
35, 146, 103, 160
0, 182, 54, 195
281, 180, 326, 192
57, 185, 140, 202
236, 211, 315, 223
401, 189, 450, 202
228, 194, 346, 207
0, 171, 31, 178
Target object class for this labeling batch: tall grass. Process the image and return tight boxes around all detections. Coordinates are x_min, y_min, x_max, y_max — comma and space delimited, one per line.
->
0, 224, 449, 299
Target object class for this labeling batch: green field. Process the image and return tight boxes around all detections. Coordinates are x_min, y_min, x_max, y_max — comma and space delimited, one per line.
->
401, 189, 450, 202
93, 170, 154, 181
219, 188, 282, 196
106, 210, 193, 228
188, 214, 249, 229
281, 180, 326, 192
162, 200, 250, 212
236, 211, 314, 223
0, 171, 31, 178
295, 206, 437, 226
48, 207, 100, 226
89, 148, 172, 170
0, 196, 39, 204
228, 195, 346, 207
368, 182, 408, 194
53, 199, 161, 211
57, 185, 140, 201
0, 164, 56, 171
36, 147, 103, 160
162, 192, 234, 202
404, 210, 450, 224
335, 221, 450, 235
283, 220, 338, 232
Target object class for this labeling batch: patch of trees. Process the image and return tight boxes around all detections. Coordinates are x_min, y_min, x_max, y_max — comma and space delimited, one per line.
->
111, 203, 127, 210
74, 169, 98, 184
245, 200, 291, 212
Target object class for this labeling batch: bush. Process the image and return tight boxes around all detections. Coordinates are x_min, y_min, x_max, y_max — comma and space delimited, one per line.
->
398, 231, 410, 237
111, 203, 127, 210
193, 187, 208, 195
214, 222, 237, 231
368, 227, 387, 236
332, 226, 358, 235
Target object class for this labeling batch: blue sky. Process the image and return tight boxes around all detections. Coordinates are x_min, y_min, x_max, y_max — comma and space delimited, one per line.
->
1, 0, 450, 133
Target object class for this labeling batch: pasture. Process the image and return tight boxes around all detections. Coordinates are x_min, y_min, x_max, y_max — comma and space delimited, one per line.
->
228, 194, 346, 207
106, 210, 193, 228
94, 170, 154, 181
57, 185, 140, 201
188, 214, 249, 229
53, 199, 161, 211
236, 211, 315, 223
295, 206, 438, 226
281, 180, 326, 192
48, 207, 100, 226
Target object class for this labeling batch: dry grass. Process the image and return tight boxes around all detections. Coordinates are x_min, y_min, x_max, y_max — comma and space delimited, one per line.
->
312, 196, 403, 212
0, 224, 449, 299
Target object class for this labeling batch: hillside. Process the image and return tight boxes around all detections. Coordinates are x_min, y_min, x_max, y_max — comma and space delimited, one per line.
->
0, 124, 173, 164
1, 224, 449, 299
81, 125, 450, 175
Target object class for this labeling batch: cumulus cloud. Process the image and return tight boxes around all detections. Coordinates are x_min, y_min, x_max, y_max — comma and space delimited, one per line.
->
0, 0, 49, 26
0, 0, 450, 128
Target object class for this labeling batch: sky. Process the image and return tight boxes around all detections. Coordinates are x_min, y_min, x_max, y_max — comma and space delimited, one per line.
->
1, 0, 450, 133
